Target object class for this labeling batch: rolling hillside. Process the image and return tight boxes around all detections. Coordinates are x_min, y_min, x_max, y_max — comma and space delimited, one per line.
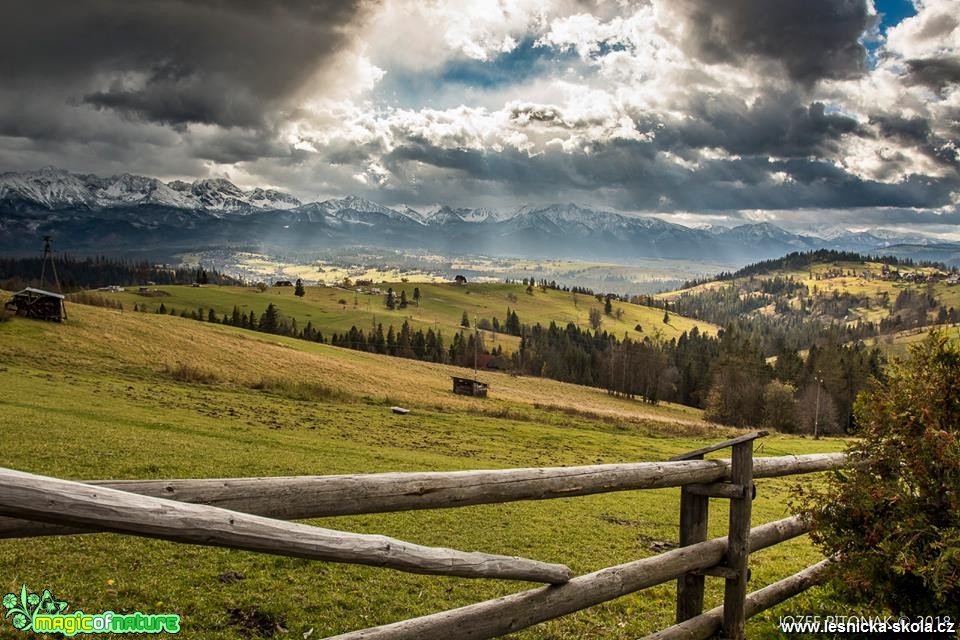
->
0, 303, 842, 639
96, 281, 718, 355
657, 255, 960, 335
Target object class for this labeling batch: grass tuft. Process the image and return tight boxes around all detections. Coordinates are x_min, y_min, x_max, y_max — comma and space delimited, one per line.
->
67, 290, 124, 310
249, 378, 351, 402
165, 362, 221, 384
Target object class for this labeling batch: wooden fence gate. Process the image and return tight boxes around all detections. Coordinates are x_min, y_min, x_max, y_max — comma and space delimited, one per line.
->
0, 431, 845, 639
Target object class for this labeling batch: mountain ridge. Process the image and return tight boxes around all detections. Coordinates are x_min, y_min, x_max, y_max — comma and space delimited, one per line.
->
1, 167, 953, 265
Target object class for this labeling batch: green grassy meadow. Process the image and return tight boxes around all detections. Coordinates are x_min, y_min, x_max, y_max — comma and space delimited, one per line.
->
0, 304, 844, 639
97, 281, 716, 356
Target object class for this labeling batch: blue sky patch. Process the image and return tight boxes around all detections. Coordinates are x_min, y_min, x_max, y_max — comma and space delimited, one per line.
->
378, 38, 581, 108
865, 0, 917, 63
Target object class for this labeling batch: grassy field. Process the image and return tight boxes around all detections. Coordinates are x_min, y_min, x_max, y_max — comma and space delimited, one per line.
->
0, 304, 844, 639
95, 281, 717, 355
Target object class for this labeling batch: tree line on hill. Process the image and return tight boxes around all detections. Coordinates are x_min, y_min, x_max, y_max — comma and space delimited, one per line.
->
679, 249, 952, 289
0, 255, 241, 292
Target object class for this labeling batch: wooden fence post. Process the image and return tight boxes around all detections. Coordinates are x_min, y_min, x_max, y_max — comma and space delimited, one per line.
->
720, 438, 756, 640
676, 456, 708, 622
670, 432, 765, 630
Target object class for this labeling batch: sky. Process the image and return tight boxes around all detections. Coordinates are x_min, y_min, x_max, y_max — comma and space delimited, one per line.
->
0, 0, 958, 234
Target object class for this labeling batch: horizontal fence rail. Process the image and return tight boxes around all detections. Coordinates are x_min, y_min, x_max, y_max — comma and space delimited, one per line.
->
0, 453, 845, 539
644, 557, 835, 640
0, 467, 571, 583
324, 516, 812, 640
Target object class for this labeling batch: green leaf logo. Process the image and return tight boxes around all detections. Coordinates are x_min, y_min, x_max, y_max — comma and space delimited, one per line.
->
3, 585, 67, 632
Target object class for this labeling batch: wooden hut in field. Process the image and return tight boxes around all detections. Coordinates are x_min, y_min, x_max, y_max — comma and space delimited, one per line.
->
452, 376, 488, 397
5, 288, 66, 322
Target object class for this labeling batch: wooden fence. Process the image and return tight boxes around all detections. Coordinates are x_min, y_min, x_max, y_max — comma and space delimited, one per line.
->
0, 431, 846, 639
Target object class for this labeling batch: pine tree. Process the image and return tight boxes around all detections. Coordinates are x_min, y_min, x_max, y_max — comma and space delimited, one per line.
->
259, 303, 280, 333
386, 287, 396, 310
461, 311, 470, 328
604, 297, 613, 315
294, 278, 305, 299
372, 323, 386, 354
399, 290, 408, 308
386, 325, 397, 356
413, 287, 421, 307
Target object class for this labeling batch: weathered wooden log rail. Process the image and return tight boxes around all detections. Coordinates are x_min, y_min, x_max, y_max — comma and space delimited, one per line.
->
0, 452, 844, 539
0, 433, 847, 639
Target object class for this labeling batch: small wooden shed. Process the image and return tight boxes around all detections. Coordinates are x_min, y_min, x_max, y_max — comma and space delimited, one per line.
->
6, 287, 66, 322
452, 376, 488, 397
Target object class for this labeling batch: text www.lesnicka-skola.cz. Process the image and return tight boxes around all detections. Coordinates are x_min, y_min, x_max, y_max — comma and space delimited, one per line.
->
778, 615, 955, 635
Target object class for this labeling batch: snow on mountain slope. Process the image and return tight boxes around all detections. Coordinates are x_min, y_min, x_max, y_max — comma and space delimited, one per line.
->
0, 166, 98, 208
0, 168, 301, 213
246, 188, 301, 210
317, 195, 426, 225
100, 173, 196, 209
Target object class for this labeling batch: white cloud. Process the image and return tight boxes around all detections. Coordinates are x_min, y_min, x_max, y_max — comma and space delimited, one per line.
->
884, 0, 960, 59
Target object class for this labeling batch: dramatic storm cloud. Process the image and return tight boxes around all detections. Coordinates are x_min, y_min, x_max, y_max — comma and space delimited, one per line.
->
0, 0, 958, 231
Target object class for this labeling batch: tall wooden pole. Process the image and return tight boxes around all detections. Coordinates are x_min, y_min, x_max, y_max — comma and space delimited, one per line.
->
720, 439, 755, 639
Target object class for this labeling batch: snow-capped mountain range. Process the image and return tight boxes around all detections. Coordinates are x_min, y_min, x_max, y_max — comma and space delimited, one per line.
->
0, 166, 303, 214
0, 167, 949, 263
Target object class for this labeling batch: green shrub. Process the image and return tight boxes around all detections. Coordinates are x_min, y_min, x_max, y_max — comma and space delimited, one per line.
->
797, 331, 960, 618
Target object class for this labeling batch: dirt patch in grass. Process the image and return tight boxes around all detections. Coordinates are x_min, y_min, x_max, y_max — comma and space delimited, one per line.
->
226, 607, 288, 638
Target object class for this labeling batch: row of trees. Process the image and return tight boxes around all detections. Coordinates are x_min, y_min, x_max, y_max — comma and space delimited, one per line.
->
0, 255, 241, 292
703, 329, 883, 434
680, 249, 949, 289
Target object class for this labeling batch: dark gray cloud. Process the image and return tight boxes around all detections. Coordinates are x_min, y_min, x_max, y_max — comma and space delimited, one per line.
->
0, 1, 373, 129
659, 93, 861, 157
871, 114, 931, 143
672, 0, 872, 83
381, 138, 959, 212
870, 113, 959, 169
904, 57, 960, 95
